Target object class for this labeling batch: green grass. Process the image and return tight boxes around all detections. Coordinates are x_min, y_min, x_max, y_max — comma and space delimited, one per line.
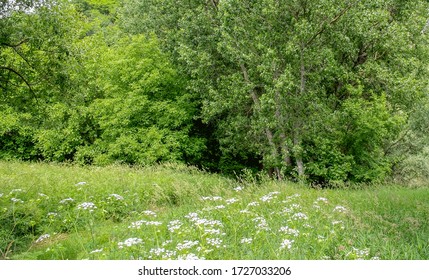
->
1, 160, 428, 260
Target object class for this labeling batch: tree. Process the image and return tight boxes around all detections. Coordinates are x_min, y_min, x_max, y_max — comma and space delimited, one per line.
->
122, 0, 429, 183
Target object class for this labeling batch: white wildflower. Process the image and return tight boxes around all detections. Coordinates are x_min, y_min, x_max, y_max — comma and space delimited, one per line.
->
38, 193, 49, 198
77, 202, 97, 212
332, 220, 343, 225
142, 210, 157, 217
240, 238, 253, 244
35, 234, 50, 243
350, 247, 370, 259
334, 206, 348, 213
247, 201, 259, 207
291, 212, 308, 220
316, 197, 329, 203
167, 220, 183, 233
11, 198, 24, 203
118, 238, 143, 249
225, 198, 239, 204
0, 193, 3, 198
240, 209, 251, 214
89, 248, 103, 254
234, 186, 243, 191
162, 240, 173, 246
279, 226, 300, 237
206, 237, 223, 248
176, 240, 199, 251
204, 228, 223, 235
75, 182, 87, 186
177, 253, 205, 260
109, 194, 124, 200
280, 239, 294, 250
214, 205, 225, 209
10, 189, 23, 194
201, 196, 223, 201
252, 216, 270, 231
47, 212, 58, 218
59, 197, 74, 204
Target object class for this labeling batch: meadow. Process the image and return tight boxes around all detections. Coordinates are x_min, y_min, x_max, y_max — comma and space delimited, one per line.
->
0, 161, 428, 260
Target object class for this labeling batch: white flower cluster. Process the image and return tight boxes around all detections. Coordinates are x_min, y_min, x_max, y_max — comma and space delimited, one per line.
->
280, 239, 294, 250
260, 191, 280, 202
204, 228, 224, 235
252, 216, 270, 231
350, 247, 370, 259
233, 186, 243, 191
35, 234, 50, 243
38, 193, 49, 198
167, 220, 183, 233
90, 248, 103, 254
177, 253, 205, 260
10, 189, 23, 194
118, 238, 143, 249
279, 226, 300, 237
59, 197, 74, 204
77, 202, 97, 212
316, 197, 329, 203
225, 198, 239, 204
185, 212, 223, 227
75, 182, 87, 186
240, 238, 253, 244
149, 247, 177, 259
11, 198, 24, 203
334, 206, 348, 213
176, 240, 199, 251
47, 212, 58, 218
142, 210, 157, 217
206, 237, 223, 248
128, 220, 162, 229
201, 196, 223, 201
109, 194, 124, 200
214, 205, 225, 209
291, 212, 308, 220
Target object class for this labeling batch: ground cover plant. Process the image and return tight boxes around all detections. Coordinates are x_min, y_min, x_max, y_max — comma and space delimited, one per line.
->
1, 161, 428, 260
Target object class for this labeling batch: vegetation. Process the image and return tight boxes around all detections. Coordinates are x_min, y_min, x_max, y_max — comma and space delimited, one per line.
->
1, 0, 429, 185
1, 161, 428, 260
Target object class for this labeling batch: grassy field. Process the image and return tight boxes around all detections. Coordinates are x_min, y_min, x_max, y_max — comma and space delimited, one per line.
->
0, 161, 428, 260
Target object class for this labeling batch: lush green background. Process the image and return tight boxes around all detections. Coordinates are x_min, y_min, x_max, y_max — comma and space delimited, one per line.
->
1, 0, 429, 185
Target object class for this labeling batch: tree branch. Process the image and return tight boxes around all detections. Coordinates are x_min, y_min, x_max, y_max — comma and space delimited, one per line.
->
0, 65, 39, 103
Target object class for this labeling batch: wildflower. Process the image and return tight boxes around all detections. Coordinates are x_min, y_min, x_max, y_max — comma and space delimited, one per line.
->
142, 210, 157, 217
280, 239, 294, 250
239, 209, 251, 214
35, 234, 50, 243
291, 212, 308, 220
47, 212, 58, 218
162, 240, 173, 246
317, 235, 326, 241
371, 256, 381, 260
350, 247, 370, 259
206, 237, 223, 248
240, 238, 253, 244
332, 220, 343, 225
247, 201, 259, 207
252, 216, 270, 231
128, 220, 162, 229
77, 202, 97, 212
109, 194, 124, 201
10, 189, 23, 194
59, 197, 74, 204
90, 248, 103, 254
150, 247, 165, 256
75, 182, 87, 186
176, 240, 199, 251
167, 220, 183, 233
316, 197, 329, 203
260, 191, 280, 202
333, 206, 348, 213
118, 238, 143, 249
234, 186, 243, 191
0, 193, 3, 198
214, 205, 225, 209
177, 253, 205, 260
201, 196, 223, 201
38, 193, 49, 198
279, 226, 300, 237
11, 198, 24, 203
204, 228, 223, 235
225, 198, 239, 204
145, 221, 162, 226
185, 212, 199, 220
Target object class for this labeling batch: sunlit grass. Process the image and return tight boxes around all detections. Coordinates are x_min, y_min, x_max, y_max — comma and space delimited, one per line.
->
1, 161, 428, 260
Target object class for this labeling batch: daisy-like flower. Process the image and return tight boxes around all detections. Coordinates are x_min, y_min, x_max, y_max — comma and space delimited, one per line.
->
77, 202, 97, 212
280, 239, 294, 250
35, 234, 50, 243
240, 238, 253, 244
118, 238, 143, 249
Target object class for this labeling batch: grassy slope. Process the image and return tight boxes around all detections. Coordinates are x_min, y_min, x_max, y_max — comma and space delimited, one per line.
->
0, 161, 428, 260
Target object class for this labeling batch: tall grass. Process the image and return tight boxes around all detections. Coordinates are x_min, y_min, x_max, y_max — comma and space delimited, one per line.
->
0, 161, 428, 260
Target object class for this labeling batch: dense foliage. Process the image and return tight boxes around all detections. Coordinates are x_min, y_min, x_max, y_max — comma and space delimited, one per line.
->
1, 0, 429, 185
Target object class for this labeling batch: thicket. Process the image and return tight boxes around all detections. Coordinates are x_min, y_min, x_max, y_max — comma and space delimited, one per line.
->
1, 0, 429, 185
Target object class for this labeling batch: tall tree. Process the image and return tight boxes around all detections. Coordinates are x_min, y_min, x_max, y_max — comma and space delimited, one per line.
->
122, 0, 429, 183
